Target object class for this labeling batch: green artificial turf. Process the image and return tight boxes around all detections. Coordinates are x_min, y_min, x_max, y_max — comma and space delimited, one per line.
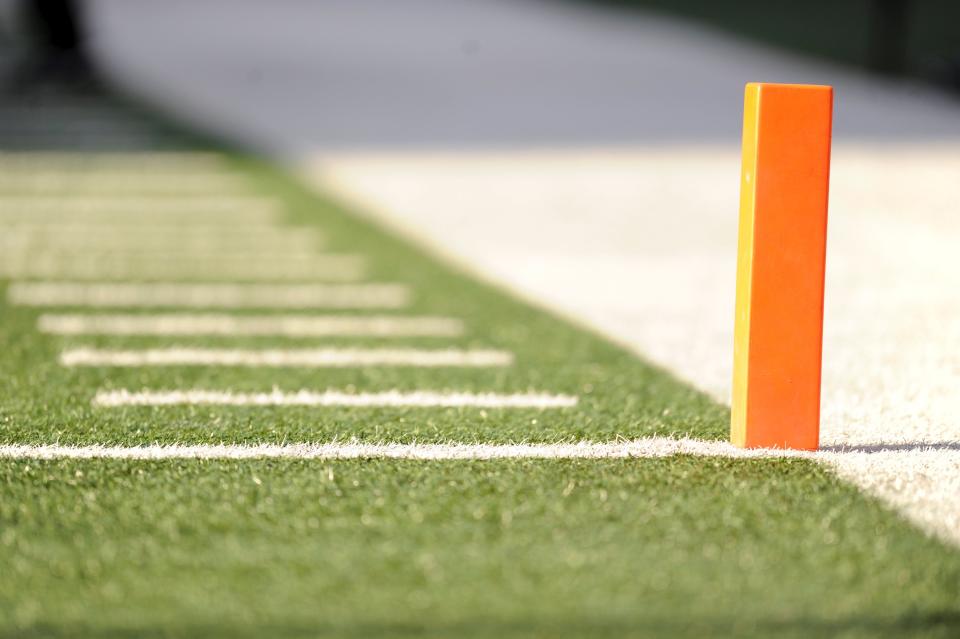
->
0, 150, 727, 446
0, 93, 958, 638
3, 458, 960, 639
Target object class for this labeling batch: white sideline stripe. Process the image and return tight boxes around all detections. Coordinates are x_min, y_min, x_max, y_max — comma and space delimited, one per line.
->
0, 254, 366, 281
93, 389, 574, 408
39, 314, 464, 337
0, 438, 812, 460
8, 282, 411, 309
60, 347, 514, 367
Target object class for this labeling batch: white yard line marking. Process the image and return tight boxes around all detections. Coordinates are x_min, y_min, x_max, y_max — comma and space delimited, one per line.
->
60, 347, 513, 367
93, 389, 574, 408
0, 173, 248, 194
0, 151, 227, 169
0, 437, 949, 463
0, 254, 366, 281
1, 249, 326, 262
0, 438, 808, 460
8, 282, 411, 309
0, 230, 323, 252
0, 195, 279, 216
0, 226, 318, 250
39, 314, 464, 337
0, 198, 279, 225
2, 433, 953, 542
0, 213, 276, 226
0, 214, 276, 227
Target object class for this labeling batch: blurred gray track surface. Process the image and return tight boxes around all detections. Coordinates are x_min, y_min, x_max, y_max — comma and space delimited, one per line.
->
86, 0, 960, 153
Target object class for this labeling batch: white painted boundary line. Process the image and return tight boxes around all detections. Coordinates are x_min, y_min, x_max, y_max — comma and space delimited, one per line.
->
60, 347, 514, 367
93, 389, 574, 408
8, 282, 411, 309
0, 254, 366, 281
0, 438, 806, 460
39, 314, 464, 337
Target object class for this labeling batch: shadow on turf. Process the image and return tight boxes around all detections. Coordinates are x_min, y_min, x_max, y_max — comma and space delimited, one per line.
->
7, 611, 960, 639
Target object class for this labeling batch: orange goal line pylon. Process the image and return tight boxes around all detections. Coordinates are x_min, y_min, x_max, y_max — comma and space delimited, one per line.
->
732, 82, 833, 450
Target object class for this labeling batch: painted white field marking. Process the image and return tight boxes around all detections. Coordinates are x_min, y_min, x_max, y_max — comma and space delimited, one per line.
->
309, 144, 960, 546
0, 438, 808, 461
0, 133, 164, 147
0, 151, 226, 169
0, 249, 326, 263
0, 438, 948, 463
0, 214, 276, 228
0, 226, 316, 249
0, 253, 366, 281
0, 212, 276, 227
60, 347, 513, 368
2, 435, 953, 541
0, 173, 247, 194
0, 199, 279, 226
0, 195, 279, 216
93, 389, 574, 408
39, 314, 464, 337
0, 126, 149, 145
0, 156, 230, 171
0, 229, 323, 252
8, 282, 411, 309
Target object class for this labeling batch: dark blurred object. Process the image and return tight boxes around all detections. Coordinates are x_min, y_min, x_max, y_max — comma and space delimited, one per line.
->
8, 0, 99, 90
28, 0, 84, 52
869, 0, 909, 74
588, 0, 960, 90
